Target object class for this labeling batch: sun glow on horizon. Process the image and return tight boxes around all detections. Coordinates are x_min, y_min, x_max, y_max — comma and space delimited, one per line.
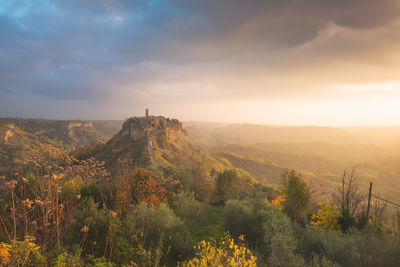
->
173, 80, 400, 127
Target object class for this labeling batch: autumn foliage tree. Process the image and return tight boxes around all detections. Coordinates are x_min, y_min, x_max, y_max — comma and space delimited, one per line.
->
116, 165, 181, 216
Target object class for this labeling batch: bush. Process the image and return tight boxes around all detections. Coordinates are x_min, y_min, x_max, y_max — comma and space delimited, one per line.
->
65, 198, 120, 260
0, 236, 46, 266
263, 205, 305, 267
298, 227, 400, 267
51, 250, 83, 266
223, 198, 306, 265
215, 169, 238, 203
80, 179, 116, 210
123, 203, 193, 265
180, 232, 257, 266
223, 199, 267, 250
174, 192, 216, 234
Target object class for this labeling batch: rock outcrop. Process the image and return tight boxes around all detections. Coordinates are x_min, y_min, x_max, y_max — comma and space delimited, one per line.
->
108, 116, 188, 153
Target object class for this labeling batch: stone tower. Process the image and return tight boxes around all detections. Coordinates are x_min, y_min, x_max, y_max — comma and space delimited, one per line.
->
145, 108, 149, 117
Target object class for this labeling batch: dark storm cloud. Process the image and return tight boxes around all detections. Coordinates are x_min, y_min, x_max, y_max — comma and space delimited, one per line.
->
0, 0, 400, 118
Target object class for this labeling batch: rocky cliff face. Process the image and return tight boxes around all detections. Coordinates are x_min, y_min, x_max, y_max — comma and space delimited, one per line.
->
108, 116, 188, 153
68, 121, 93, 132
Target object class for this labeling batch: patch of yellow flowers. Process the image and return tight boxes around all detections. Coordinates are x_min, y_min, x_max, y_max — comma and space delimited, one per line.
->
0, 236, 43, 266
272, 194, 286, 211
180, 233, 257, 267
0, 243, 11, 265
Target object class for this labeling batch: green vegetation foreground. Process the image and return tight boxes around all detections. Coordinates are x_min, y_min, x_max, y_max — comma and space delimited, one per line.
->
0, 149, 399, 266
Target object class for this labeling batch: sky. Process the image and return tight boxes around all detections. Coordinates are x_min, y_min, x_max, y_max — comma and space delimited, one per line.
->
1, 0, 400, 126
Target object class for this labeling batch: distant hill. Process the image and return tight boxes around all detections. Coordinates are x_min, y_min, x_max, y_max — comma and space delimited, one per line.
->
0, 118, 123, 176
92, 120, 123, 139
213, 151, 283, 184
0, 118, 122, 147
183, 122, 362, 148
183, 122, 400, 203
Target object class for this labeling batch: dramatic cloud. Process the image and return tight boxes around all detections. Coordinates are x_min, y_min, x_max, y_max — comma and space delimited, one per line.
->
1, 0, 400, 124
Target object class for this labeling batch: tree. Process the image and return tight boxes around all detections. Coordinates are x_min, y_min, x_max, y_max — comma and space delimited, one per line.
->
279, 170, 312, 225
116, 167, 168, 216
332, 168, 367, 231
215, 169, 238, 202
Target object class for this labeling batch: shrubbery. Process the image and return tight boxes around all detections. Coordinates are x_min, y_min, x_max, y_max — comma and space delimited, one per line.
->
181, 233, 257, 267
1, 158, 400, 266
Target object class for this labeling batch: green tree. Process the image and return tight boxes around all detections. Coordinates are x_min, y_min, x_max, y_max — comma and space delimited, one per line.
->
279, 170, 312, 225
215, 169, 238, 202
